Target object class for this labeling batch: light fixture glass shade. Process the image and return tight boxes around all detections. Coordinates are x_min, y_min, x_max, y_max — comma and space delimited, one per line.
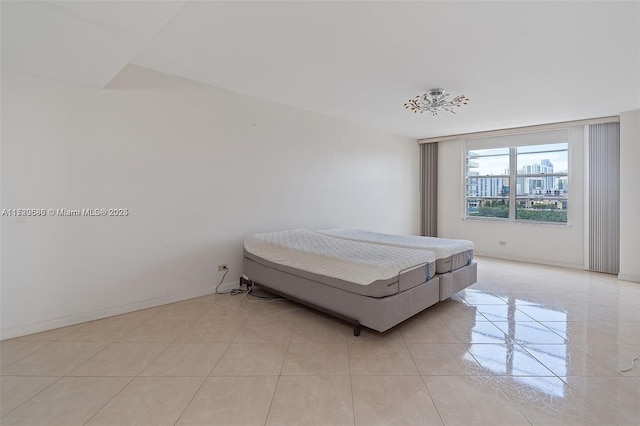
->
404, 88, 469, 116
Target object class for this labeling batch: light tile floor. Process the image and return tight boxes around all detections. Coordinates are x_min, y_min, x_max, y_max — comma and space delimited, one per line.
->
1, 256, 639, 425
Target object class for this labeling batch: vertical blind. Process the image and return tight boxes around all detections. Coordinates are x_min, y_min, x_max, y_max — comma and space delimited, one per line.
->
421, 142, 438, 237
588, 122, 620, 274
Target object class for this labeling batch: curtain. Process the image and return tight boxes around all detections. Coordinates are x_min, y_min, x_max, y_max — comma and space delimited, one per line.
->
588, 122, 620, 274
421, 142, 438, 237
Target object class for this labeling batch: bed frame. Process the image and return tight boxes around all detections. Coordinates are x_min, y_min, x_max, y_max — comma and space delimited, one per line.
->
243, 255, 477, 336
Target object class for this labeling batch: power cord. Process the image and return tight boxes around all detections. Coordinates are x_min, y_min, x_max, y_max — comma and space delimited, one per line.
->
246, 289, 287, 303
214, 267, 230, 294
215, 268, 254, 296
618, 353, 640, 374
239, 278, 287, 303
216, 268, 287, 301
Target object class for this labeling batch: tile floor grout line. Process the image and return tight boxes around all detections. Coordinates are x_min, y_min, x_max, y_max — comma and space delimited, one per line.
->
204, 342, 235, 378
0, 340, 55, 371
417, 375, 446, 426
81, 375, 136, 426
400, 328, 446, 426
60, 341, 117, 378
192, 293, 249, 377
143, 305, 209, 369
484, 374, 534, 426
170, 375, 208, 426
135, 341, 174, 377
347, 374, 356, 425
260, 297, 297, 426
263, 374, 282, 426
0, 374, 64, 420
347, 329, 356, 426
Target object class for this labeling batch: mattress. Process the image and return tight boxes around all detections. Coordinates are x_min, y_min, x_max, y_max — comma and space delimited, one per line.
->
243, 229, 436, 297
316, 228, 474, 273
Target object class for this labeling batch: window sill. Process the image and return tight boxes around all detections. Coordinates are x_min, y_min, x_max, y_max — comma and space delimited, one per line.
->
464, 217, 571, 227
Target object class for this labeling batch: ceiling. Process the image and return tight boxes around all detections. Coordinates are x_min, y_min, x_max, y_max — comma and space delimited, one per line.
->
2, 1, 639, 139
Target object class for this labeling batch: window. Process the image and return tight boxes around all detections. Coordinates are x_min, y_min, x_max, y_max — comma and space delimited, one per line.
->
515, 143, 568, 222
466, 140, 568, 223
466, 148, 510, 219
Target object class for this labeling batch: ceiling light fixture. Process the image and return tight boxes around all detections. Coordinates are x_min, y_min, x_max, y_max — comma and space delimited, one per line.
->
404, 88, 469, 116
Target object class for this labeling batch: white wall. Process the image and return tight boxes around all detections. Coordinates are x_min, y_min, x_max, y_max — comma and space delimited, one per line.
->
437, 126, 586, 269
619, 110, 640, 283
0, 66, 420, 338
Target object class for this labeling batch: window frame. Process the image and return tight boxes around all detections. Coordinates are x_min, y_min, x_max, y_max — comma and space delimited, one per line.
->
464, 141, 569, 225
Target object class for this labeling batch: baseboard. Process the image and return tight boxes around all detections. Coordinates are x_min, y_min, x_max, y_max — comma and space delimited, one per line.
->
474, 251, 585, 271
618, 274, 640, 283
1, 281, 236, 341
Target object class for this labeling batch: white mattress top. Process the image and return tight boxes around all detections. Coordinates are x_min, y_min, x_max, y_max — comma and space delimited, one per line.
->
244, 229, 435, 286
316, 229, 474, 259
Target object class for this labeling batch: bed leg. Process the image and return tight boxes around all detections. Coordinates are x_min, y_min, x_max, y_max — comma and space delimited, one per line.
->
353, 324, 361, 336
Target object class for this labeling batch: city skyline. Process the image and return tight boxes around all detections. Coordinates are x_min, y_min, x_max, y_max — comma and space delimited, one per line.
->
468, 157, 569, 199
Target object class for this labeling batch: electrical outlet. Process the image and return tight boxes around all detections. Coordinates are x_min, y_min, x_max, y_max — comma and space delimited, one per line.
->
217, 264, 228, 272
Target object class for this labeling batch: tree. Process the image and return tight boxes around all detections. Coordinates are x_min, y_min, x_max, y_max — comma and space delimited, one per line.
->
516, 208, 567, 222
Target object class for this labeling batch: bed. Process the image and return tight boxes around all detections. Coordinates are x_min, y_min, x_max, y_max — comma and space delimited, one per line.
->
243, 229, 476, 335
